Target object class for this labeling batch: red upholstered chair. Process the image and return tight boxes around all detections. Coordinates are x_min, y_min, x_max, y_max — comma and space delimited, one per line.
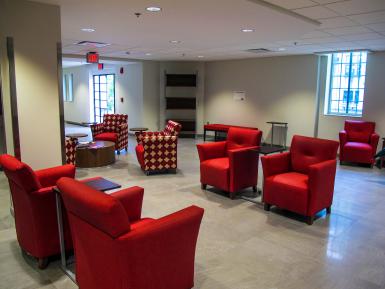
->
0, 154, 75, 268
56, 178, 204, 289
261, 135, 339, 225
90, 114, 128, 154
339, 120, 379, 166
65, 137, 78, 165
135, 120, 182, 175
197, 127, 262, 199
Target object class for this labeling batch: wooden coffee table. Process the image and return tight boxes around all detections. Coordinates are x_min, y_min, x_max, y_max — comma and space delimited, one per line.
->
76, 141, 115, 168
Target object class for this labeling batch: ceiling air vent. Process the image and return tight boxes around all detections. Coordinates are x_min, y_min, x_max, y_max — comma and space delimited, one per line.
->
246, 48, 272, 54
76, 41, 110, 48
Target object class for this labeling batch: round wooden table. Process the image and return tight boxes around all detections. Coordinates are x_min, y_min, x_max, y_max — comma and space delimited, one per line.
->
66, 133, 88, 139
75, 141, 115, 168
129, 127, 148, 133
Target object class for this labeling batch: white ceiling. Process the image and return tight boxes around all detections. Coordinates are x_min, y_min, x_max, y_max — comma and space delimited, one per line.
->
32, 0, 385, 61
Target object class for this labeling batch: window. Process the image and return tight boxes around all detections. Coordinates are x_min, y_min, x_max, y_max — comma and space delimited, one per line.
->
63, 73, 73, 102
326, 51, 367, 116
93, 74, 115, 123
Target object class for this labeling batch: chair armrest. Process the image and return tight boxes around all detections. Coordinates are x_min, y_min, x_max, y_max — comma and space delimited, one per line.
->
370, 133, 380, 155
308, 159, 337, 216
110, 186, 144, 222
339, 130, 348, 157
90, 123, 105, 138
261, 152, 290, 178
196, 141, 227, 162
35, 164, 75, 187
228, 146, 259, 192
136, 131, 165, 143
117, 206, 204, 286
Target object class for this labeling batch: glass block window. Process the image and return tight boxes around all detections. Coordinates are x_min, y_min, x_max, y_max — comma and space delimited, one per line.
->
327, 51, 367, 116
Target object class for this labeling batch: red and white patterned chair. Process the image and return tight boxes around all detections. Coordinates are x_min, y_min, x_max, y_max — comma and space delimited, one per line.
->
90, 114, 128, 154
135, 121, 182, 175
65, 137, 78, 165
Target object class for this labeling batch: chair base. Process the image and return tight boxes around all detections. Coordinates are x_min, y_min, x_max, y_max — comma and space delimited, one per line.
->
144, 168, 177, 176
201, 184, 207, 190
38, 258, 49, 269
264, 203, 271, 211
306, 216, 314, 225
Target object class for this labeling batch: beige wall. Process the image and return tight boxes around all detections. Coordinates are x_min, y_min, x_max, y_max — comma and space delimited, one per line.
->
204, 55, 318, 144
64, 61, 161, 131
0, 0, 62, 169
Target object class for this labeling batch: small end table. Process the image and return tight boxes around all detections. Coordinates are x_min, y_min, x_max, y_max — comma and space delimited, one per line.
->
130, 127, 149, 134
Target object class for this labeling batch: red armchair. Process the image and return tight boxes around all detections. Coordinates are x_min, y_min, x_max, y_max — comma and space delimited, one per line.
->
197, 127, 262, 199
135, 120, 182, 175
90, 114, 128, 154
0, 154, 75, 268
56, 178, 204, 289
339, 120, 379, 166
261, 135, 339, 225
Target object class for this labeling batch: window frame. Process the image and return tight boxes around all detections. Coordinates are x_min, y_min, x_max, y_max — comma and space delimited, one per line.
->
92, 73, 115, 123
325, 51, 367, 117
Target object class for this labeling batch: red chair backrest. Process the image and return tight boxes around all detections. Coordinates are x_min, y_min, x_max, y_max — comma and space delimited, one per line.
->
290, 135, 339, 174
226, 127, 262, 151
344, 120, 375, 143
164, 120, 182, 136
103, 114, 128, 132
0, 154, 41, 193
57, 178, 130, 238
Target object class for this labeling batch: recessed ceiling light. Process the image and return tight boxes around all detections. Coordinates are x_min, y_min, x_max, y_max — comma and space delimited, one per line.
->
278, 47, 286, 51
170, 40, 181, 44
145, 53, 152, 56
146, 6, 162, 12
198, 55, 204, 58
81, 28, 95, 32
241, 28, 254, 33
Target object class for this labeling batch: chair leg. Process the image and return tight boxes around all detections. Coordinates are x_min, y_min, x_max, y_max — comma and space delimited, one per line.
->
264, 203, 271, 211
125, 147, 128, 152
326, 206, 331, 214
252, 186, 257, 193
201, 184, 207, 190
230, 192, 236, 199
117, 150, 120, 155
37, 258, 49, 270
306, 216, 314, 225
339, 160, 343, 165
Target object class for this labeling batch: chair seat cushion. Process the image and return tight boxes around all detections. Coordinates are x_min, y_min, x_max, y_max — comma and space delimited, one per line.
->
343, 142, 373, 164
200, 157, 229, 191
94, 132, 117, 143
135, 145, 145, 168
264, 172, 309, 215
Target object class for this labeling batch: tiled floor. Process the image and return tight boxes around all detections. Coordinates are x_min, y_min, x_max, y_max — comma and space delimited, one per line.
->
1, 125, 385, 289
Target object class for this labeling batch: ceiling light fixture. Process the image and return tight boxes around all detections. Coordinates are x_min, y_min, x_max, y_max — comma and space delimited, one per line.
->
146, 6, 162, 12
241, 28, 254, 33
278, 47, 286, 51
170, 40, 181, 44
198, 55, 204, 58
81, 28, 95, 32
145, 53, 152, 56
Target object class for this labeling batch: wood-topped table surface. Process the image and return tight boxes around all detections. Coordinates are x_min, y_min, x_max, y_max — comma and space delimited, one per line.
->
75, 141, 115, 168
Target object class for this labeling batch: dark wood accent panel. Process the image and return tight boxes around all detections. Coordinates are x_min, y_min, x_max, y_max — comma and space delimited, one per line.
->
166, 74, 196, 87
57, 42, 66, 165
6, 37, 20, 160
166, 97, 196, 109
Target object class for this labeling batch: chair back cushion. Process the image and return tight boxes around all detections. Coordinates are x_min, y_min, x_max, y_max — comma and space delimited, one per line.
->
164, 120, 182, 135
226, 127, 262, 151
344, 120, 375, 143
57, 178, 130, 238
290, 135, 339, 174
102, 114, 128, 133
0, 154, 41, 193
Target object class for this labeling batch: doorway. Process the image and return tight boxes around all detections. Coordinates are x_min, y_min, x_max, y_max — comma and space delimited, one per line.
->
92, 74, 115, 123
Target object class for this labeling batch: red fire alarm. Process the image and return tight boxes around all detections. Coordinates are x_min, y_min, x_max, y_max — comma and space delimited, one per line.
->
98, 63, 104, 70
120, 67, 124, 74
86, 52, 99, 63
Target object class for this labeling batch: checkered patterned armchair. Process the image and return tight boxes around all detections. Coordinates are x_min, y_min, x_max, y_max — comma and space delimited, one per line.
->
65, 137, 78, 165
135, 120, 182, 175
90, 114, 128, 154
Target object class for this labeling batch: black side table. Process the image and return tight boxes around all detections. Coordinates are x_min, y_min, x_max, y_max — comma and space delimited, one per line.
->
266, 121, 288, 149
